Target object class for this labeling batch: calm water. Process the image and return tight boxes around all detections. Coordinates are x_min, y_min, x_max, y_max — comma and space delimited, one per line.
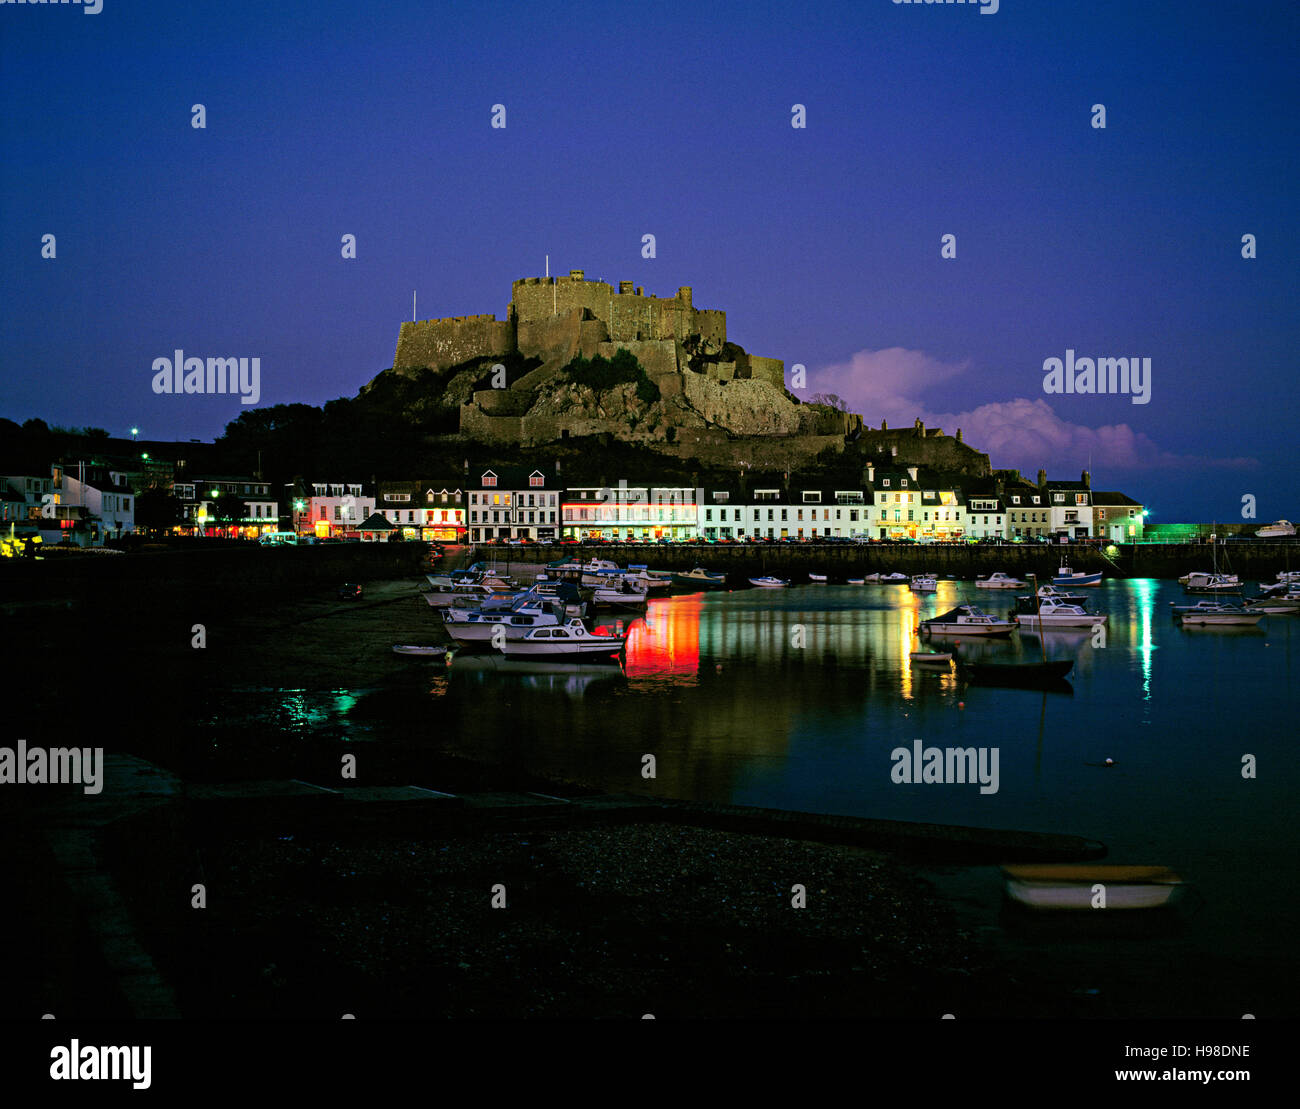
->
196, 579, 1300, 1011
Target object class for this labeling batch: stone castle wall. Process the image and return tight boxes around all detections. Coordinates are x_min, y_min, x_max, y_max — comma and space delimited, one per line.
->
393, 315, 513, 372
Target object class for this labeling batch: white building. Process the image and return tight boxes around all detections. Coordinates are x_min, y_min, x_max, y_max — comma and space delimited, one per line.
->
307, 481, 373, 538
467, 467, 559, 542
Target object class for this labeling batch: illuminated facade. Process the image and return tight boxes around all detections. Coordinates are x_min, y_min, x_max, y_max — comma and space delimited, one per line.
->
562, 484, 697, 540
467, 466, 558, 542
377, 480, 467, 542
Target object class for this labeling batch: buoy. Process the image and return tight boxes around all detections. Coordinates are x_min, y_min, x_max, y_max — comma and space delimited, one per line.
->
1104, 758, 1114, 766
957, 701, 965, 710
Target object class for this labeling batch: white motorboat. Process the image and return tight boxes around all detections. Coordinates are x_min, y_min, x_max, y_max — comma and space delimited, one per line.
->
1182, 571, 1241, 594
1003, 865, 1186, 911
1256, 520, 1296, 538
502, 618, 627, 660
592, 580, 649, 606
879, 572, 909, 583
423, 583, 519, 608
808, 573, 828, 583
1176, 603, 1263, 626
749, 576, 790, 588
920, 605, 1017, 636
673, 567, 727, 587
1243, 595, 1300, 614
1015, 601, 1108, 629
909, 575, 937, 593
1021, 584, 1087, 605
625, 564, 673, 591
975, 572, 1026, 589
860, 573, 881, 583
1052, 565, 1103, 587
442, 606, 567, 644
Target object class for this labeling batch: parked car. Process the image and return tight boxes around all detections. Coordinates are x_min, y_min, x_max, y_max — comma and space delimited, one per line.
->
338, 583, 362, 600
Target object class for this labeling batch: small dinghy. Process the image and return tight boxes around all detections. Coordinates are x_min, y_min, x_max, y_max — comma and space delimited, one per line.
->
847, 577, 866, 585
909, 651, 952, 665
808, 573, 828, 583
748, 576, 790, 588
392, 645, 448, 657
1002, 865, 1186, 911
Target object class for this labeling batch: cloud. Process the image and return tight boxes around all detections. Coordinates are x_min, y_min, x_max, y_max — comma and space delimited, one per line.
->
813, 347, 1258, 472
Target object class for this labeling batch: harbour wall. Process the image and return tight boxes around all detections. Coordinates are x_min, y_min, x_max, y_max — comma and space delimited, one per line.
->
0, 542, 430, 605
477, 542, 1300, 582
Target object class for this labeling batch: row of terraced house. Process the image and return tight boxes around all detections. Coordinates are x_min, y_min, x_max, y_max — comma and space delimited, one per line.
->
1, 456, 1145, 547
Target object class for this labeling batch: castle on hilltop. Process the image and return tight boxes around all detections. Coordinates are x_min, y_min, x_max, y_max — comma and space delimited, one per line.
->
392, 268, 786, 390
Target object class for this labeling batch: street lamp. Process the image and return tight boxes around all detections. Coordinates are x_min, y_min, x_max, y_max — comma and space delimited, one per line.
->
130, 427, 139, 441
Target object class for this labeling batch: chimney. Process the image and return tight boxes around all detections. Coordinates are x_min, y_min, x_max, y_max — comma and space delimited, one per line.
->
907, 466, 918, 481
866, 464, 875, 483
463, 457, 468, 475
1082, 469, 1091, 489
1037, 469, 1047, 488
555, 458, 561, 475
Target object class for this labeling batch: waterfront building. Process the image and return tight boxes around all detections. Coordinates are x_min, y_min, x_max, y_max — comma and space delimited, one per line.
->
563, 483, 697, 541
376, 480, 466, 542
467, 466, 558, 542
178, 475, 280, 538
1045, 474, 1093, 540
306, 481, 373, 539
866, 465, 962, 541
1002, 478, 1051, 540
1092, 491, 1146, 542
53, 462, 136, 543
962, 492, 1006, 540
723, 484, 868, 540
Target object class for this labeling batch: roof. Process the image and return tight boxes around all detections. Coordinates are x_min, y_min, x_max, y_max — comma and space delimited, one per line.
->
1091, 491, 1143, 506
357, 512, 398, 530
476, 465, 552, 489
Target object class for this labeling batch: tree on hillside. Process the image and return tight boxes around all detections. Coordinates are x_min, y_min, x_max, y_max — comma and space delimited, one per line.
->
135, 487, 181, 535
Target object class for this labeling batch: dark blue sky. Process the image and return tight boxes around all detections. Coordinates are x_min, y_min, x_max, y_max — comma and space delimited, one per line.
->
2, 0, 1295, 520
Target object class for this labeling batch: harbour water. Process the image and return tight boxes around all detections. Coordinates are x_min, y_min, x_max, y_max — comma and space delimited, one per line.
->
190, 578, 1298, 1013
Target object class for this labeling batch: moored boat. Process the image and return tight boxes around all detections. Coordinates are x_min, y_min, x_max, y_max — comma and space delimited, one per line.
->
748, 576, 790, 588
909, 575, 938, 593
1052, 565, 1103, 587
1182, 571, 1242, 594
392, 644, 448, 657
673, 567, 728, 587
1176, 603, 1264, 626
808, 573, 828, 583
1015, 601, 1108, 629
975, 572, 1026, 589
920, 605, 1016, 636
1002, 865, 1185, 911
501, 618, 627, 660
909, 650, 952, 665
1256, 520, 1296, 538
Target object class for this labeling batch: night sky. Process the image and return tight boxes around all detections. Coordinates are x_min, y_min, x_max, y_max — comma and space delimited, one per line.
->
2, 0, 1295, 520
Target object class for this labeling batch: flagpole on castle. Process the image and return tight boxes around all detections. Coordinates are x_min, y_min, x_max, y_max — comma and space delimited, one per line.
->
413, 291, 416, 322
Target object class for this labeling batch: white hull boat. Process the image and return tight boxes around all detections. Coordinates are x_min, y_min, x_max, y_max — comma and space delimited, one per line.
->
1176, 603, 1263, 626
1003, 865, 1185, 911
443, 608, 566, 644
808, 573, 828, 583
673, 568, 728, 587
921, 605, 1017, 636
1256, 520, 1296, 538
749, 576, 790, 588
502, 618, 627, 660
392, 645, 448, 657
975, 572, 1026, 590
1053, 565, 1103, 587
1016, 601, 1108, 629
879, 572, 908, 584
909, 575, 937, 593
